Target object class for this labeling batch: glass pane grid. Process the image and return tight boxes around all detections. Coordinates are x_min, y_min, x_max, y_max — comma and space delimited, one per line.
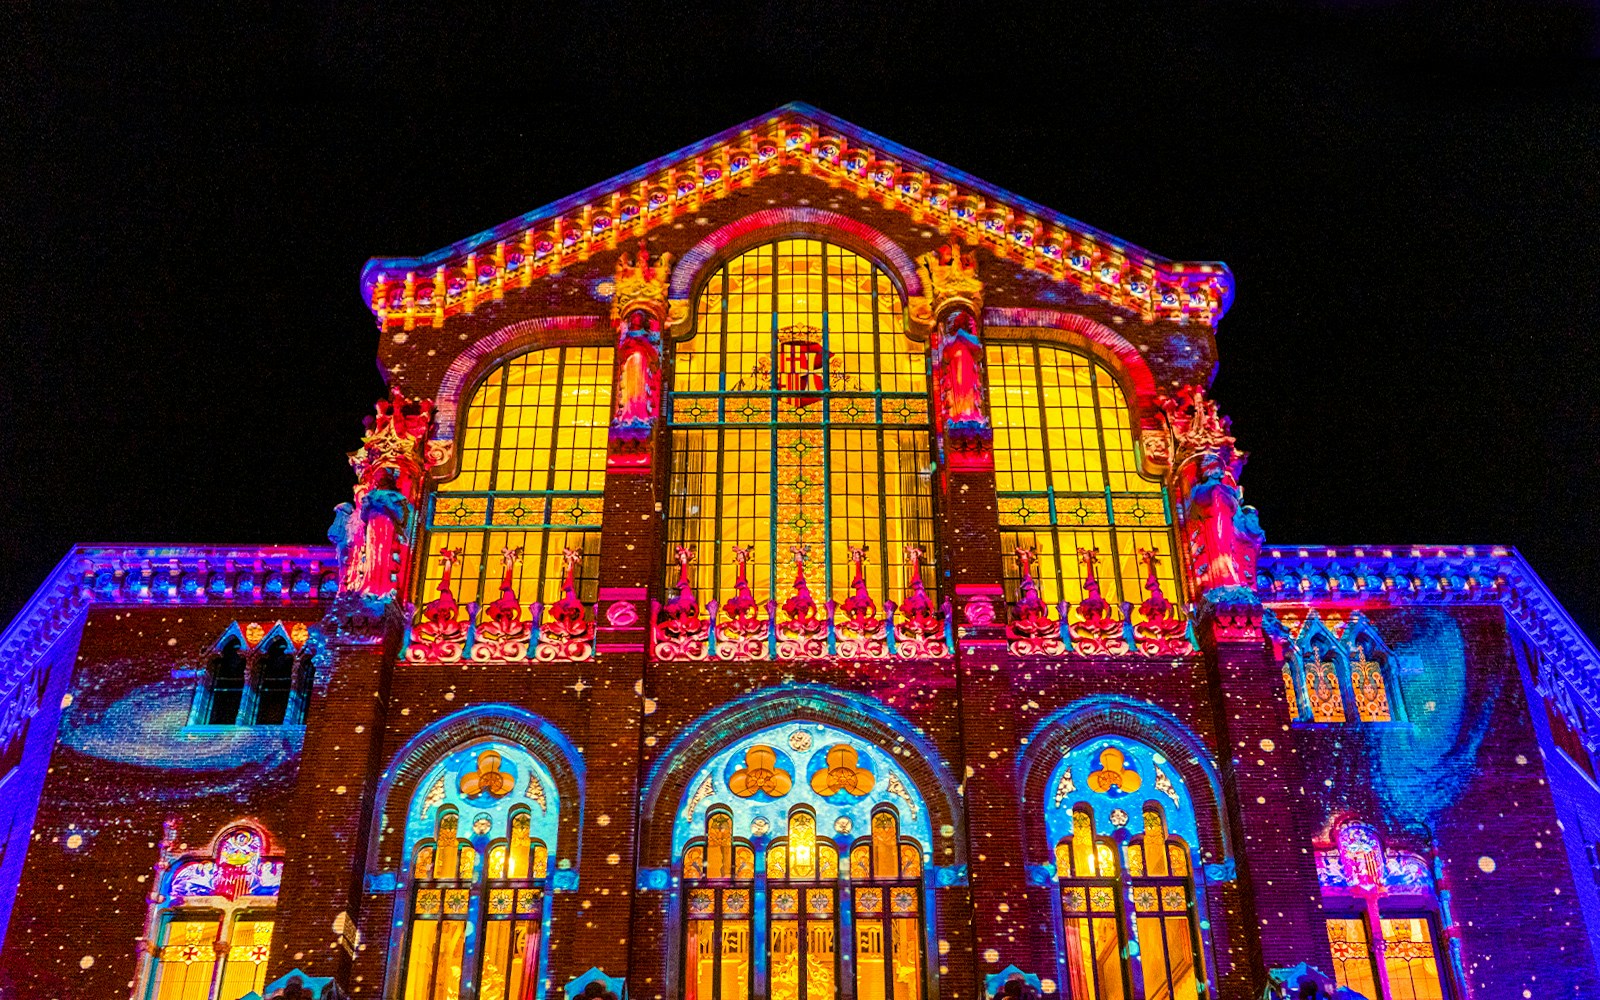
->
988, 341, 1179, 610
667, 239, 934, 606
421, 345, 613, 609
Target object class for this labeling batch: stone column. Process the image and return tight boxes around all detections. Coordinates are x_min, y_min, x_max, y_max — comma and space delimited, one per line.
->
1157, 386, 1329, 988
911, 244, 1053, 994
269, 390, 437, 990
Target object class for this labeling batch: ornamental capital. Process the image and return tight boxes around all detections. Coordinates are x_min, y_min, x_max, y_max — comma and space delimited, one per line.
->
908, 241, 983, 328
349, 387, 436, 490
611, 243, 674, 325
1159, 384, 1244, 474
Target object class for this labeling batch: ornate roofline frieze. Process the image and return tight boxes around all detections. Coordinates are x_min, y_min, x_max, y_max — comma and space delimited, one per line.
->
1257, 544, 1600, 727
360, 103, 1233, 332
0, 544, 337, 752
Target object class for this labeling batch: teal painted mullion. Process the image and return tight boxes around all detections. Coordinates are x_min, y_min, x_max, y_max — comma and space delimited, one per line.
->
1085, 360, 1123, 605
768, 241, 782, 607
820, 241, 835, 598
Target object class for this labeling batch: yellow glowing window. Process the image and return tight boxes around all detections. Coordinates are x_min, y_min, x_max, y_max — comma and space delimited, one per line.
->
218, 918, 274, 999
421, 346, 613, 610
987, 341, 1179, 610
151, 915, 221, 1000
668, 239, 934, 607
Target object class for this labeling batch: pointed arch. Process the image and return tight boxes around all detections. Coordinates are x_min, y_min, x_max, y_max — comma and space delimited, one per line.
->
371, 706, 582, 1000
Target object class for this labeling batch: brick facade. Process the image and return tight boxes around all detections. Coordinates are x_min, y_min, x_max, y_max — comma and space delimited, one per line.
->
2, 105, 1597, 1000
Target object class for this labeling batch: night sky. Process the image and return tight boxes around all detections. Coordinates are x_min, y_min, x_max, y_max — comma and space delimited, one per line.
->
7, 6, 1599, 635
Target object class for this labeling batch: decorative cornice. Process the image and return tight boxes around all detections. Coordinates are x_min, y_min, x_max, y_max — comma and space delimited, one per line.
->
0, 545, 336, 729
360, 103, 1233, 330
1258, 544, 1600, 725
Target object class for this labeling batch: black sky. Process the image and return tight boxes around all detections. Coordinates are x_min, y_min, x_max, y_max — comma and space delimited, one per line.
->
6, 4, 1599, 635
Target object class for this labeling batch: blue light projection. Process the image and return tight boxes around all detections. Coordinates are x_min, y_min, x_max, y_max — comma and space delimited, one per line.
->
672, 721, 934, 859
401, 740, 562, 875
1043, 737, 1200, 850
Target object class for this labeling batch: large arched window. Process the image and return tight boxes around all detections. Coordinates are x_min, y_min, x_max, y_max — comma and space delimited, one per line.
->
667, 238, 935, 606
398, 741, 560, 1000
420, 346, 613, 610
1046, 738, 1206, 1000
676, 722, 932, 1000
987, 342, 1179, 610
137, 822, 283, 1000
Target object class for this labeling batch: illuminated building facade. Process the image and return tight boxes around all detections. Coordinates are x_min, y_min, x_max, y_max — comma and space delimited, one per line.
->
2, 104, 1598, 1000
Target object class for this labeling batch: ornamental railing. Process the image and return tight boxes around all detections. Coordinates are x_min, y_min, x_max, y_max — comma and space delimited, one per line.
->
1005, 546, 1196, 658
651, 544, 951, 661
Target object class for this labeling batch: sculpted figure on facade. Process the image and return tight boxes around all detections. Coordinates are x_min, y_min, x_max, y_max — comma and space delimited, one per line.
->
1160, 384, 1265, 605
609, 243, 671, 470
329, 387, 436, 635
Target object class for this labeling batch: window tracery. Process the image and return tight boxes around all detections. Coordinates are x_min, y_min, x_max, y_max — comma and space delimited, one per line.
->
192, 622, 316, 728
1277, 612, 1403, 725
666, 239, 935, 610
1317, 822, 1455, 1000
676, 722, 931, 1000
398, 740, 559, 1000
138, 822, 282, 1000
419, 346, 613, 619
1046, 739, 1206, 1000
987, 341, 1179, 611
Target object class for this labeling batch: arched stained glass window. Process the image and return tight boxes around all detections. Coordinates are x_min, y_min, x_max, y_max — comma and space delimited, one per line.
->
676, 722, 932, 1000
1046, 739, 1207, 1000
138, 824, 283, 1000
668, 239, 935, 605
399, 742, 559, 1000
987, 342, 1178, 610
1316, 822, 1454, 1000
420, 346, 613, 610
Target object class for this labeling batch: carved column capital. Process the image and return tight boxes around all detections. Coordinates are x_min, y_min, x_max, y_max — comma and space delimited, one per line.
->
908, 241, 983, 329
610, 243, 674, 326
1157, 384, 1264, 606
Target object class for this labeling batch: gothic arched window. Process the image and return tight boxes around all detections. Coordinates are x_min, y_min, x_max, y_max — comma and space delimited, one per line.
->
1316, 822, 1455, 1000
1046, 739, 1207, 1000
399, 741, 559, 1000
676, 723, 932, 1000
193, 623, 316, 728
420, 346, 613, 612
137, 823, 283, 1000
1279, 613, 1401, 725
667, 238, 935, 606
986, 342, 1179, 611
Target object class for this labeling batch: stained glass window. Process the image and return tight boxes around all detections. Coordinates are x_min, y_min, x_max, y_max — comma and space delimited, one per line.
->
1326, 917, 1380, 999
1048, 741, 1207, 1000
139, 824, 283, 1000
987, 341, 1178, 610
676, 723, 931, 1000
1317, 823, 1455, 1000
667, 239, 934, 608
421, 346, 612, 611
399, 742, 557, 1000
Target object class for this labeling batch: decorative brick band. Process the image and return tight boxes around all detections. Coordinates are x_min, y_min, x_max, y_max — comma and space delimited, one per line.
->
431, 314, 610, 442
669, 207, 923, 300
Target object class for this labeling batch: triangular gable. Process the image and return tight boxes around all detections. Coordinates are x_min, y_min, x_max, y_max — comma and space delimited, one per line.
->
360, 103, 1233, 330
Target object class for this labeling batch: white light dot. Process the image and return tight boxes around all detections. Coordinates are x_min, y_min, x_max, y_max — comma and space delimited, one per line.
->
335, 785, 348, 795
80, 955, 94, 969
1259, 739, 1275, 752
607, 853, 621, 865
1479, 856, 1497, 873
597, 814, 612, 827
983, 948, 1000, 964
